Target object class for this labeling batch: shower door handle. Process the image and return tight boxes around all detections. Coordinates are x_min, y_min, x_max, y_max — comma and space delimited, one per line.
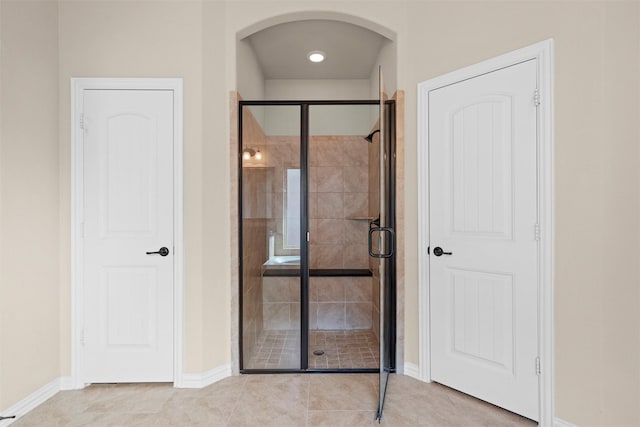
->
368, 227, 395, 258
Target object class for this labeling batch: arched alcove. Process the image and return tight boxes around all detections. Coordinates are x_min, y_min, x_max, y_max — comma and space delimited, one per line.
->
235, 12, 397, 100
231, 11, 404, 378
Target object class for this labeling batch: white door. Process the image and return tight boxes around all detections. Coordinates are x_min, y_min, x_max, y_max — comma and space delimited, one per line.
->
83, 89, 174, 382
429, 60, 539, 420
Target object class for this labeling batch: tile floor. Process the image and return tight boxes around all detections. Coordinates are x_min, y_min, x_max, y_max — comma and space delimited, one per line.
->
12, 374, 536, 426
246, 330, 301, 369
309, 330, 379, 369
245, 329, 379, 370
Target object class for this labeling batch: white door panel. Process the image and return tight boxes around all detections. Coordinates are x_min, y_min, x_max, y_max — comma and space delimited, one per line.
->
83, 89, 174, 383
430, 60, 538, 420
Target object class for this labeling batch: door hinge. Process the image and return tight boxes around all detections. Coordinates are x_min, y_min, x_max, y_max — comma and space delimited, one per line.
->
533, 89, 540, 107
535, 357, 541, 375
534, 223, 541, 241
79, 113, 85, 130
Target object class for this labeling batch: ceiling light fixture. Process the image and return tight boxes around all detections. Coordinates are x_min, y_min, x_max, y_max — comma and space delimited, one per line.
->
308, 50, 325, 63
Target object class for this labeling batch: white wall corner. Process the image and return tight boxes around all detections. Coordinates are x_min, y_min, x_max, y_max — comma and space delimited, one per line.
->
0, 378, 61, 426
403, 362, 423, 381
554, 417, 580, 427
175, 364, 232, 389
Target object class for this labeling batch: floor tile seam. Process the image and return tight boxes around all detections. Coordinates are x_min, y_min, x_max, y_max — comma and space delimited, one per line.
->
223, 375, 250, 426
305, 372, 312, 427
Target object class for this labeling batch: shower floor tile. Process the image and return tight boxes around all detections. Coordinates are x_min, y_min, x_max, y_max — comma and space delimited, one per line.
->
309, 330, 379, 369
245, 329, 379, 370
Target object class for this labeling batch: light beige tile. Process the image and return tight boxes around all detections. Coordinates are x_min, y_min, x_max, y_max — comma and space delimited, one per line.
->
316, 193, 343, 219
310, 244, 343, 269
309, 192, 318, 219
343, 138, 369, 166
83, 384, 175, 414
262, 277, 291, 302
308, 374, 377, 411
228, 375, 308, 427
343, 220, 368, 245
316, 166, 344, 192
310, 137, 343, 167
308, 410, 378, 426
289, 302, 300, 328
315, 219, 344, 244
314, 278, 345, 302
263, 302, 290, 330
346, 302, 373, 329
309, 166, 319, 192
316, 302, 346, 329
345, 277, 373, 302
344, 192, 368, 218
343, 166, 369, 193
343, 244, 369, 269
14, 373, 537, 427
309, 302, 318, 329
288, 278, 300, 302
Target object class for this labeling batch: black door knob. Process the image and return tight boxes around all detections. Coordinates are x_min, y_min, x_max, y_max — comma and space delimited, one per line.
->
146, 247, 170, 256
433, 246, 452, 257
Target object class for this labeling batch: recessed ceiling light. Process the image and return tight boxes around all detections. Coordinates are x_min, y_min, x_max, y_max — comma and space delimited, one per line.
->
308, 50, 325, 63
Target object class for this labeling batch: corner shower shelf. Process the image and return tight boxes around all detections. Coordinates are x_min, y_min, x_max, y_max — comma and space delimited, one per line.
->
345, 216, 375, 220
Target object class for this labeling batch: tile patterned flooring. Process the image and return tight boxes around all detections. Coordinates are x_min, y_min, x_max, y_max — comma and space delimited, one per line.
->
246, 330, 301, 369
13, 374, 536, 426
309, 330, 379, 369
246, 329, 379, 370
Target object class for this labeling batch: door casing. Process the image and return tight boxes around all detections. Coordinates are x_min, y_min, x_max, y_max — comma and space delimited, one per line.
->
417, 40, 554, 425
70, 78, 184, 388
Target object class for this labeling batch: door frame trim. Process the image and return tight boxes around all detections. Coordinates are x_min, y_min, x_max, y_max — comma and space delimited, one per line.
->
70, 78, 184, 388
417, 40, 554, 425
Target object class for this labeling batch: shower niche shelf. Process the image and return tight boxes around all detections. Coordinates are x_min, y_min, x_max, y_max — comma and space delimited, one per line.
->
345, 216, 375, 220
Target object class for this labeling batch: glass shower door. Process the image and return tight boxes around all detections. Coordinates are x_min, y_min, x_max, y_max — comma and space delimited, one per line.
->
371, 68, 395, 421
239, 104, 303, 371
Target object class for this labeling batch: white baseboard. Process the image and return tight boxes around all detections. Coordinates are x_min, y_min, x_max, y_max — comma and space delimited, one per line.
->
58, 376, 75, 391
403, 362, 423, 381
554, 417, 579, 427
0, 366, 233, 426
0, 378, 60, 426
176, 364, 232, 389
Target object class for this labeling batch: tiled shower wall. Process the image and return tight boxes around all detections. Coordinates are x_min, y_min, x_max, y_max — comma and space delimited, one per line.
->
256, 135, 371, 268
308, 136, 370, 269
261, 135, 375, 332
263, 276, 373, 331
242, 125, 375, 333
241, 107, 268, 363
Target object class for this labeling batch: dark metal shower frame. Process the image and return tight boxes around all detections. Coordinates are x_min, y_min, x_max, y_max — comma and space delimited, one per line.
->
238, 99, 396, 374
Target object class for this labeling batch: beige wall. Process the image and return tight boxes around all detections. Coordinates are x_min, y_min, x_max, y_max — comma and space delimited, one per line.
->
0, 1, 639, 426
401, 3, 640, 426
0, 0, 60, 410
57, 0, 213, 374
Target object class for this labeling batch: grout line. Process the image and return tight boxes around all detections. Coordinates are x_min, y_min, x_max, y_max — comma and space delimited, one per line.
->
224, 375, 249, 426
305, 373, 311, 427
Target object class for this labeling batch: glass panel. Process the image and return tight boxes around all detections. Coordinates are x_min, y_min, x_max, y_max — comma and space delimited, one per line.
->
377, 68, 391, 421
241, 104, 301, 370
307, 104, 380, 370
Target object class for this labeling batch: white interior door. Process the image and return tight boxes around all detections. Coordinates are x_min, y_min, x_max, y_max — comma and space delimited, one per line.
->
83, 89, 174, 383
429, 60, 539, 420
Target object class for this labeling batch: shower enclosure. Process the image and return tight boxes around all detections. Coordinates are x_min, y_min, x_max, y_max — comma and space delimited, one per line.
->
238, 100, 396, 378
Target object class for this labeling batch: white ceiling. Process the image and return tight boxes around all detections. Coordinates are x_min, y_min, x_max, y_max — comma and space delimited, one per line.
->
245, 20, 388, 80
